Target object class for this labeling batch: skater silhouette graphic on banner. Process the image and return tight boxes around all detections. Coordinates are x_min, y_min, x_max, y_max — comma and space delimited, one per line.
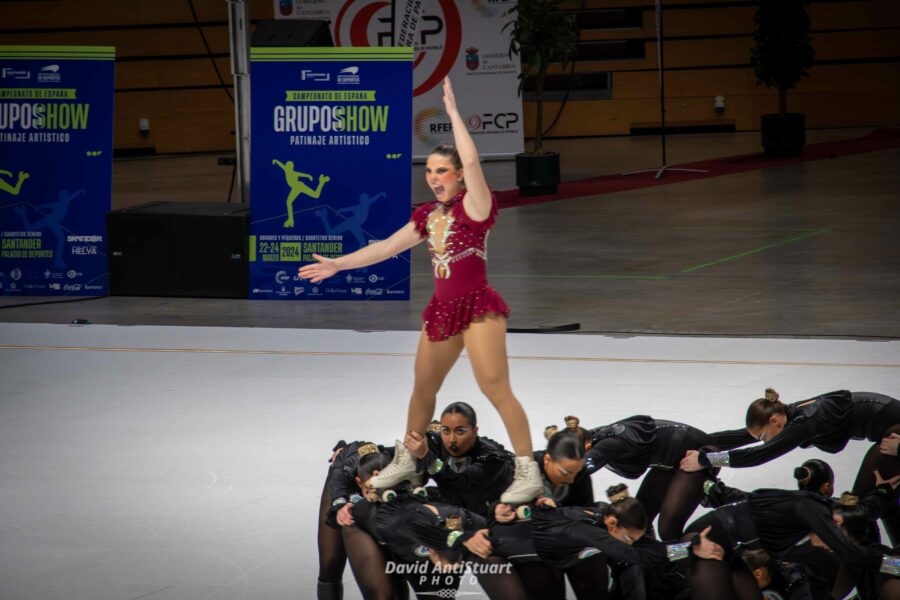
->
14, 188, 84, 268
272, 159, 330, 228
0, 168, 30, 196
316, 191, 384, 249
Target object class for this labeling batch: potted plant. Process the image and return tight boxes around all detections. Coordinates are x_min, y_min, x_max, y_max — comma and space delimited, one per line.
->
750, 0, 814, 157
505, 0, 578, 195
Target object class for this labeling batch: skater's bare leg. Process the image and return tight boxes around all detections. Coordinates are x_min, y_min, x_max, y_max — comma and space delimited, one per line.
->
405, 327, 464, 435
462, 315, 532, 456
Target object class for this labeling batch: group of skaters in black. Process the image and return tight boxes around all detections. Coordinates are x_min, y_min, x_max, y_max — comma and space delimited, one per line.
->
316, 389, 900, 599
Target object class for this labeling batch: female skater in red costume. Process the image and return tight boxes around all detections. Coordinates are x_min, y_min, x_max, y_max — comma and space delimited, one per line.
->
299, 78, 542, 503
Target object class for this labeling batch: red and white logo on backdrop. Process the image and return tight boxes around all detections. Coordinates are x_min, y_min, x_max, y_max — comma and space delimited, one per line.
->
333, 0, 460, 97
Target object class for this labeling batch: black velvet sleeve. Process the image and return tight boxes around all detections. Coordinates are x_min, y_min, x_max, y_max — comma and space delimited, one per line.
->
707, 427, 757, 451
583, 437, 625, 475
721, 419, 815, 468
796, 498, 883, 570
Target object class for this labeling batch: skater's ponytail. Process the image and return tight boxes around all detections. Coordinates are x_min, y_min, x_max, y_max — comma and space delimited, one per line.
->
602, 484, 647, 531
746, 388, 787, 429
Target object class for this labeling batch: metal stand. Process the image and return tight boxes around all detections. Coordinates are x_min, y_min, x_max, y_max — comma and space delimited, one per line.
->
623, 0, 706, 180
228, 0, 251, 203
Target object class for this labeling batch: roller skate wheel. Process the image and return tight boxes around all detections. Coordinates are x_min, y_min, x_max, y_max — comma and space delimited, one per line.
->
412, 486, 427, 498
516, 505, 532, 520
381, 489, 397, 503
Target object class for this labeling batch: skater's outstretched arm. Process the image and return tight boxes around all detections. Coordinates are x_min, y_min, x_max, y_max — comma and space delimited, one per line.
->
442, 78, 492, 222
272, 159, 286, 171
298, 221, 423, 283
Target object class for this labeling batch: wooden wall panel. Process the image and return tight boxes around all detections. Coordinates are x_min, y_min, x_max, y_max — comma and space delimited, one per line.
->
0, 0, 271, 30
0, 25, 231, 58
809, 1, 900, 30
116, 58, 233, 90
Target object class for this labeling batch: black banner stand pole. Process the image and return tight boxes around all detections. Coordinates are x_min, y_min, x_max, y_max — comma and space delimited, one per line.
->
623, 0, 707, 180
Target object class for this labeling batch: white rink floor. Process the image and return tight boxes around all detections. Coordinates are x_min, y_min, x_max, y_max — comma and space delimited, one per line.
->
0, 323, 898, 600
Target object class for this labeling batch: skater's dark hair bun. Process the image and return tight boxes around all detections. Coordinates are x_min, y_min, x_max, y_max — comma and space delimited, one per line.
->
442, 402, 477, 427
429, 144, 462, 171
357, 451, 391, 483
606, 484, 630, 504
546, 429, 586, 461
793, 459, 833, 492
544, 425, 559, 440
746, 388, 787, 428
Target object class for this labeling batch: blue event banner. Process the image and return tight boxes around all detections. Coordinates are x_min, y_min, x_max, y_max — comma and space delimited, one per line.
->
0, 45, 114, 297
249, 46, 413, 300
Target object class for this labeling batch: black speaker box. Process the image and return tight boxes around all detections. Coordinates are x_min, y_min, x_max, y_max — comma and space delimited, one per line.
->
251, 19, 334, 47
107, 202, 249, 298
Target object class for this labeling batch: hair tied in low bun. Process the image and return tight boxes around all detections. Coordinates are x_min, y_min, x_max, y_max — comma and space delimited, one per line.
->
606, 483, 630, 504
793, 466, 811, 485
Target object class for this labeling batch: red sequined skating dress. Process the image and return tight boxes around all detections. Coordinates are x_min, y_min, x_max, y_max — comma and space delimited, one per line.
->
410, 191, 509, 342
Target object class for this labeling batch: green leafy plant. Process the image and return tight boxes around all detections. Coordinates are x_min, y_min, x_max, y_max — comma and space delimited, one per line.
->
505, 0, 578, 155
750, 0, 815, 114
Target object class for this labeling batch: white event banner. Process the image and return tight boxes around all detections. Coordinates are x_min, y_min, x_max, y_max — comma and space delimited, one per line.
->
275, 0, 523, 159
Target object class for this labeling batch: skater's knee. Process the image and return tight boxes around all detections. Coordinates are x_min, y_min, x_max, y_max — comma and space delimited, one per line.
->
658, 517, 686, 542
475, 374, 512, 402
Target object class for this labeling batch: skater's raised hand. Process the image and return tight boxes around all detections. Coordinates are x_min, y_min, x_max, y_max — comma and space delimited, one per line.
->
441, 77, 459, 118
494, 503, 516, 523
298, 253, 338, 283
693, 526, 725, 561
404, 430, 428, 459
462, 529, 492, 558
336, 503, 355, 527
680, 450, 704, 472
880, 433, 900, 456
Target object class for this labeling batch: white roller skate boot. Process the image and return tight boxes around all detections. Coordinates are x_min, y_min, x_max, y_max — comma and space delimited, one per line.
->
368, 440, 418, 497
500, 455, 543, 504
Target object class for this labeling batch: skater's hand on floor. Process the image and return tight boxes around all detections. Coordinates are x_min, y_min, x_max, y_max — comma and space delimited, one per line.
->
404, 431, 428, 459
336, 503, 355, 527
462, 529, 492, 558
298, 253, 338, 283
680, 450, 703, 472
880, 433, 900, 456
694, 526, 724, 561
494, 503, 516, 523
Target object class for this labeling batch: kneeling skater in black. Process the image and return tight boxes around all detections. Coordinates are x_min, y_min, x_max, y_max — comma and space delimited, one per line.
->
529, 484, 724, 600
403, 401, 514, 517
318, 441, 408, 600
569, 414, 717, 541
680, 484, 900, 600
351, 489, 528, 600
682, 388, 900, 542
